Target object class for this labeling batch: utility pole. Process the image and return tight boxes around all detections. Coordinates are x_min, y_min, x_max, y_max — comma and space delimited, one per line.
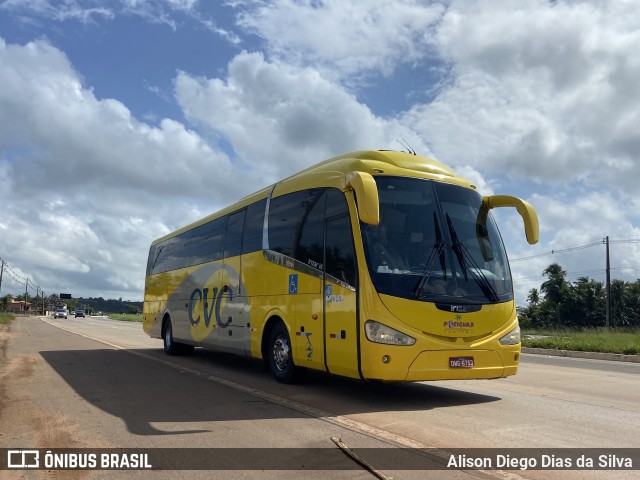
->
24, 278, 29, 315
0, 258, 4, 298
604, 236, 611, 328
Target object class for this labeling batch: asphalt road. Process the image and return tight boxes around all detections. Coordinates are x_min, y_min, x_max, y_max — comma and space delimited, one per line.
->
1, 315, 638, 480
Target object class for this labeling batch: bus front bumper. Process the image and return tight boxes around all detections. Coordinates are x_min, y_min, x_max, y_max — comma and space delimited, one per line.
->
403, 349, 519, 381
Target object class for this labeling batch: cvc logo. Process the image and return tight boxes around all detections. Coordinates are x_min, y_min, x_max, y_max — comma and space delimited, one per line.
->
188, 285, 233, 328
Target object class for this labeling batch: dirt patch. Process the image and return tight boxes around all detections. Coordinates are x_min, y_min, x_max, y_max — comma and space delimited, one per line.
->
4, 354, 39, 379
0, 325, 8, 357
0, 324, 11, 436
0, 323, 98, 480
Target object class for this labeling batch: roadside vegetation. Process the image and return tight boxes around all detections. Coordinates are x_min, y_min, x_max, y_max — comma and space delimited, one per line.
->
518, 263, 640, 330
0, 312, 15, 325
108, 313, 142, 322
522, 328, 639, 355
516, 262, 639, 355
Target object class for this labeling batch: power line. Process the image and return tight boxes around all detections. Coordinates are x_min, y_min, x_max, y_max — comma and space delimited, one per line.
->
510, 241, 603, 262
0, 256, 42, 298
510, 236, 640, 263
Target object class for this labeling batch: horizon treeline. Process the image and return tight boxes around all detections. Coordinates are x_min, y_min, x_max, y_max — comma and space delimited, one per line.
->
517, 263, 640, 329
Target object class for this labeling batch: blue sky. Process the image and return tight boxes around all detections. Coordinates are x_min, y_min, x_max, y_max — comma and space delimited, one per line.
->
1, 0, 639, 304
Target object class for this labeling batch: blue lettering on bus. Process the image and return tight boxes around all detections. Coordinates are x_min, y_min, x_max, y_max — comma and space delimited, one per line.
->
202, 287, 219, 327
188, 285, 234, 328
215, 286, 233, 327
188, 288, 202, 326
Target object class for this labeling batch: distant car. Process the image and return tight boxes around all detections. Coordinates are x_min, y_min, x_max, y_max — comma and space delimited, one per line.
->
54, 308, 68, 319
75, 310, 85, 318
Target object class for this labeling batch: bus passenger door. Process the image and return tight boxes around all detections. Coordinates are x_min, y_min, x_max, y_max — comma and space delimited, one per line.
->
323, 214, 360, 378
220, 209, 247, 354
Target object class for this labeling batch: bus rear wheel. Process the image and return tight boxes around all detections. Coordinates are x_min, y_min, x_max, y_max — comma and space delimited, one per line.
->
268, 322, 303, 383
163, 319, 193, 356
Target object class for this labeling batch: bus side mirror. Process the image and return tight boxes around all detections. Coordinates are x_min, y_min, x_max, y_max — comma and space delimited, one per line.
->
346, 171, 380, 225
482, 195, 539, 245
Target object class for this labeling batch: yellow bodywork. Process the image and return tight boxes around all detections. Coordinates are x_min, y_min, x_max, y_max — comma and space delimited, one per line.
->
143, 150, 537, 382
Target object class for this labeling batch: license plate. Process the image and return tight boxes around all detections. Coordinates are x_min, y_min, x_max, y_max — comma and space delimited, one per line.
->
449, 356, 474, 368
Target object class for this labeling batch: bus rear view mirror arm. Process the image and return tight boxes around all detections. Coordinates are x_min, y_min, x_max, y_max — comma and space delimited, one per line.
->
346, 171, 380, 225
482, 195, 539, 245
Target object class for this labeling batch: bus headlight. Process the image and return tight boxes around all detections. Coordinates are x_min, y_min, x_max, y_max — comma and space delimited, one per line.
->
499, 325, 521, 345
365, 321, 416, 346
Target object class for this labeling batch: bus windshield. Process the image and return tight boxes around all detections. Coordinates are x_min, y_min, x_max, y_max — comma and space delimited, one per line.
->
361, 177, 513, 304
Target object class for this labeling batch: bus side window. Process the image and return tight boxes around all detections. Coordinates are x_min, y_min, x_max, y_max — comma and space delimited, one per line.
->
325, 214, 356, 287
325, 190, 356, 287
296, 190, 326, 270
201, 217, 225, 263
224, 209, 246, 258
268, 192, 300, 258
242, 199, 266, 254
269, 189, 325, 262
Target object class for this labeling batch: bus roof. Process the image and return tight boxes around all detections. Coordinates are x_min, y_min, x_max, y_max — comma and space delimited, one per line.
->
152, 150, 473, 245
274, 149, 472, 195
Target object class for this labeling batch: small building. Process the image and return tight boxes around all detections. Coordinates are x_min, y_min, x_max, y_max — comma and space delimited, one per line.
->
9, 300, 31, 313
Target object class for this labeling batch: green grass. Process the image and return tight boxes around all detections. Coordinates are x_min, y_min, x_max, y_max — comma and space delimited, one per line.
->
0, 312, 15, 325
522, 328, 640, 356
108, 313, 143, 322
108, 313, 142, 322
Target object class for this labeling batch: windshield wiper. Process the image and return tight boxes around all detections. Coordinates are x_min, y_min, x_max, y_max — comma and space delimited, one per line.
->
412, 213, 446, 298
445, 214, 500, 303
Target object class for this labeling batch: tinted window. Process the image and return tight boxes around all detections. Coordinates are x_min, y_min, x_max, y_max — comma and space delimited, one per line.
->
146, 244, 157, 276
193, 217, 225, 263
150, 216, 225, 274
325, 214, 356, 286
296, 191, 326, 269
242, 199, 266, 254
268, 189, 325, 259
224, 209, 246, 258
325, 188, 349, 218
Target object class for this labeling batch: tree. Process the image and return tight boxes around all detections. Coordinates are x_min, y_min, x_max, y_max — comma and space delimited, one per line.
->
521, 263, 640, 329
527, 288, 540, 306
540, 263, 567, 304
571, 277, 605, 327
610, 279, 629, 326
536, 264, 570, 327
518, 288, 541, 329
1, 294, 12, 312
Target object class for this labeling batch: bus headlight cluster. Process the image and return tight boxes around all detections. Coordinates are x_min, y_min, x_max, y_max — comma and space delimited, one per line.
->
365, 320, 415, 346
499, 325, 521, 345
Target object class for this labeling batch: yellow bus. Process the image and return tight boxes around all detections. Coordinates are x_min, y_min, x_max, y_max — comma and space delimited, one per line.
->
143, 149, 538, 383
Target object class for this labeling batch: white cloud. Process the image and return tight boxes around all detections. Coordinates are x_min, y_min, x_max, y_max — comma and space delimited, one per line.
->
506, 189, 640, 304
0, 39, 244, 201
236, 0, 445, 82
0, 38, 254, 298
1, 0, 114, 23
408, 0, 640, 199
0, 0, 230, 37
175, 51, 429, 180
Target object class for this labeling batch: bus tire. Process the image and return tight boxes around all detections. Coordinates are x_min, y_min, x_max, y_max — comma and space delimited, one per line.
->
268, 322, 303, 384
163, 318, 194, 356
163, 319, 179, 356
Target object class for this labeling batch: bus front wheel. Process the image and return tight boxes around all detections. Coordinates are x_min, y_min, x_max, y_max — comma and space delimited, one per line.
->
268, 322, 303, 383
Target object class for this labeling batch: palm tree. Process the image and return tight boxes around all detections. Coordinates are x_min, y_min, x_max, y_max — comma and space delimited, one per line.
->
527, 288, 540, 306
541, 263, 567, 304
610, 279, 628, 326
